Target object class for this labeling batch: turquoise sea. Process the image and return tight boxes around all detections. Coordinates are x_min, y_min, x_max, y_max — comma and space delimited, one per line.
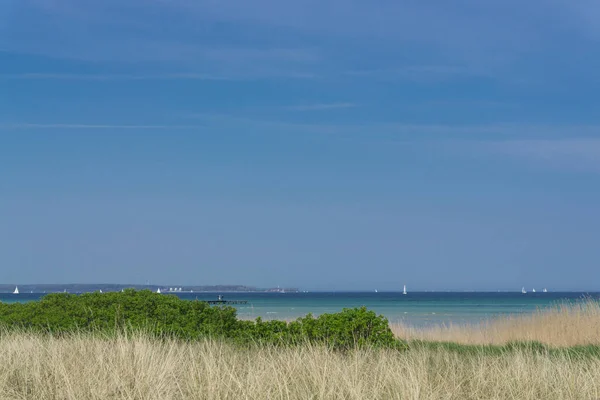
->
1, 292, 598, 327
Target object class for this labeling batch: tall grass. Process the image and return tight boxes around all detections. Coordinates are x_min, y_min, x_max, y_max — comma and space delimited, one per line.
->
393, 298, 600, 347
1, 330, 599, 399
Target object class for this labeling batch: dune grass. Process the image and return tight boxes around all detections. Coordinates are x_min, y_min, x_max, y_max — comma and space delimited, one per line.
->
1, 330, 600, 400
393, 298, 600, 347
1, 299, 600, 399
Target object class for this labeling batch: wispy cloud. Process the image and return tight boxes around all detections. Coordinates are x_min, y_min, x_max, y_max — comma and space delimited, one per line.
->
552, 0, 600, 41
0, 70, 319, 81
0, 73, 232, 81
283, 103, 357, 111
344, 65, 496, 82
432, 136, 600, 174
189, 114, 600, 140
7, 0, 600, 80
486, 138, 600, 171
203, 48, 320, 64
188, 114, 600, 172
6, 117, 600, 173
1, 123, 203, 130
5, 0, 599, 88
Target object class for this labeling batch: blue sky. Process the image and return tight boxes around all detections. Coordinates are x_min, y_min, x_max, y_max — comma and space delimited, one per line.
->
1, 1, 600, 290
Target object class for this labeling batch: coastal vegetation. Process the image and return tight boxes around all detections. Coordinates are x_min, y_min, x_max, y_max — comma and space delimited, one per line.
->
1, 330, 600, 399
1, 292, 599, 399
393, 297, 600, 347
0, 289, 406, 351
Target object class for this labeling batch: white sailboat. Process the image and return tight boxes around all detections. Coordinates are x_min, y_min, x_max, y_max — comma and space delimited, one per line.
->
375, 289, 378, 293
12, 286, 19, 294
532, 288, 536, 293
521, 287, 527, 294
402, 285, 407, 295
156, 288, 161, 294
543, 288, 548, 293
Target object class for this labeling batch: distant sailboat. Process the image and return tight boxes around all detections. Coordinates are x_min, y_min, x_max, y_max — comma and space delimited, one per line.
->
99, 289, 103, 293
403, 285, 407, 295
521, 287, 527, 294
532, 288, 536, 293
156, 288, 161, 294
375, 289, 378, 293
543, 288, 548, 293
12, 286, 19, 294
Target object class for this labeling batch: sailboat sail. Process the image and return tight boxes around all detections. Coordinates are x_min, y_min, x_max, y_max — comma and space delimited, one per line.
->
403, 285, 407, 295
12, 286, 19, 294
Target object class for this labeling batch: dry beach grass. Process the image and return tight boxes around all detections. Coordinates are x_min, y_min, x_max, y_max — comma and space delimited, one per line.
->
1, 300, 599, 399
393, 298, 600, 347
2, 331, 600, 400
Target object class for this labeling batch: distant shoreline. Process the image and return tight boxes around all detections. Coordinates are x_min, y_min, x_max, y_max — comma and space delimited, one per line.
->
2, 287, 599, 294
0, 284, 299, 294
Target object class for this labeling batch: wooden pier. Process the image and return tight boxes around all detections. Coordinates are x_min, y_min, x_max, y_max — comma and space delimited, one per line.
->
206, 300, 248, 305
205, 295, 247, 305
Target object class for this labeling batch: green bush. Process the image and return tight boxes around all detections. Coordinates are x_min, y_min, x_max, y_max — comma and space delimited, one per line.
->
240, 307, 407, 350
0, 290, 240, 339
291, 307, 406, 350
0, 290, 407, 351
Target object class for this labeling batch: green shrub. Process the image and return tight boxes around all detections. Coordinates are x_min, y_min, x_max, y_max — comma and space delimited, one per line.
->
239, 307, 407, 351
0, 290, 239, 339
0, 290, 407, 351
291, 307, 407, 350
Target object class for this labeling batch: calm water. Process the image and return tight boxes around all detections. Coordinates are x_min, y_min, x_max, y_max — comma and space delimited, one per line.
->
1, 292, 598, 327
